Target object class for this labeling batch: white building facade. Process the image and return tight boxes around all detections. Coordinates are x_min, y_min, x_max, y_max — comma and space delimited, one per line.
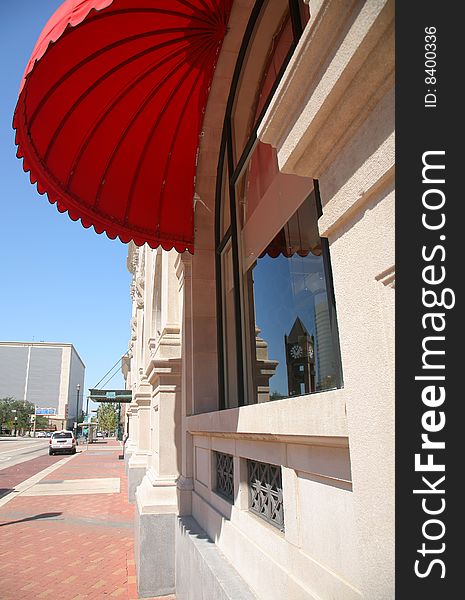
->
0, 341, 85, 430
123, 1, 395, 599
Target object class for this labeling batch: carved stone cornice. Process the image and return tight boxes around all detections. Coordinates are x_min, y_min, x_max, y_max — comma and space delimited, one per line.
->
133, 382, 152, 407
139, 246, 146, 278
175, 252, 192, 290
126, 241, 138, 274
129, 404, 139, 416
147, 337, 158, 355
258, 0, 394, 178
148, 326, 181, 361
130, 280, 136, 301
145, 357, 182, 387
131, 316, 137, 341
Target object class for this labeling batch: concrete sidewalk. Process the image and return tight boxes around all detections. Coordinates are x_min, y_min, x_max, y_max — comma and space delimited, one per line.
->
0, 439, 174, 600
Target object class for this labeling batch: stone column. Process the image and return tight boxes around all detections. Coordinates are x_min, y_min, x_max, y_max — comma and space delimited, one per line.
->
127, 381, 151, 502
124, 404, 138, 469
175, 253, 194, 515
134, 358, 181, 597
133, 249, 183, 598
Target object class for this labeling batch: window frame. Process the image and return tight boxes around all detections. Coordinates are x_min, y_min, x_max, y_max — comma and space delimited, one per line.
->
215, 0, 342, 410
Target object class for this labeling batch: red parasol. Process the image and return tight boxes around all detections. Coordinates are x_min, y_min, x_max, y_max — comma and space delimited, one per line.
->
13, 0, 232, 252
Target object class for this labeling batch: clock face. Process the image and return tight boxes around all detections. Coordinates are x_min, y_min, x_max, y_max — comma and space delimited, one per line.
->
290, 344, 303, 359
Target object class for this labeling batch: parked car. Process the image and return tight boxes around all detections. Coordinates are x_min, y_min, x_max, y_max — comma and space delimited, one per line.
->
96, 431, 105, 440
36, 431, 47, 438
46, 432, 52, 437
49, 430, 76, 455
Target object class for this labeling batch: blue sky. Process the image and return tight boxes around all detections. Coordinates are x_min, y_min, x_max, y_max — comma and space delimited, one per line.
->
0, 1, 132, 411
253, 253, 319, 395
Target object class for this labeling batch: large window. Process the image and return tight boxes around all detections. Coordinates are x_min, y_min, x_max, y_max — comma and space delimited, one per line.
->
216, 0, 341, 409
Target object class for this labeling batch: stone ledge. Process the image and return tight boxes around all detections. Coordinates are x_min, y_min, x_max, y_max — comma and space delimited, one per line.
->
175, 516, 257, 600
258, 0, 394, 178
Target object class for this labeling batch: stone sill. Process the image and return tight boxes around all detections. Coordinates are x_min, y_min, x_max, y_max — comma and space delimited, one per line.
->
187, 388, 348, 443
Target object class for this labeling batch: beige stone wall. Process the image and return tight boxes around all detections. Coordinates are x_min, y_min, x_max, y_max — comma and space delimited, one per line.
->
124, 0, 395, 598
124, 242, 183, 513
186, 0, 395, 598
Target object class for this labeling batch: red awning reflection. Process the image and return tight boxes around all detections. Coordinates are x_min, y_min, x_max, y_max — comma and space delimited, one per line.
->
13, 0, 232, 252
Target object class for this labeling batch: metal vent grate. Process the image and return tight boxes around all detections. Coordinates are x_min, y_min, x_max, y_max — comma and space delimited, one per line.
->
215, 452, 234, 501
248, 460, 284, 531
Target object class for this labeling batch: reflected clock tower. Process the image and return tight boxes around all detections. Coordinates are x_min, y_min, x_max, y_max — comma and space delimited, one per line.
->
285, 317, 315, 396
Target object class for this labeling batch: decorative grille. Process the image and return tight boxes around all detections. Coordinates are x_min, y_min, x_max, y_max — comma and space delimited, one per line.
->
248, 460, 284, 531
215, 452, 234, 501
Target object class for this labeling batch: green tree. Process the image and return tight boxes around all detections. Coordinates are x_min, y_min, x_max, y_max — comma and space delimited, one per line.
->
96, 402, 118, 433
13, 399, 34, 431
270, 390, 286, 401
0, 397, 14, 431
0, 397, 37, 434
34, 415, 49, 430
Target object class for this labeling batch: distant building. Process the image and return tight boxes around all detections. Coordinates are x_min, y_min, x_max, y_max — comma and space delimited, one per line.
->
0, 341, 85, 430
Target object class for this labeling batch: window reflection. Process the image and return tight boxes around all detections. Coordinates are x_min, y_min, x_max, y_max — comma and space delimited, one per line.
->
232, 0, 291, 165
246, 195, 340, 403
217, 0, 342, 409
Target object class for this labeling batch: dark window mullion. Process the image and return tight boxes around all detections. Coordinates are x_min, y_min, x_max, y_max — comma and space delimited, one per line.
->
314, 179, 344, 389
215, 133, 228, 410
289, 0, 303, 41
217, 226, 232, 255
226, 118, 246, 407
216, 0, 308, 411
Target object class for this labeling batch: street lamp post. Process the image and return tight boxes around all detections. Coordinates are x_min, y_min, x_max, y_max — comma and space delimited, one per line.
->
12, 409, 17, 437
117, 402, 122, 441
75, 384, 81, 441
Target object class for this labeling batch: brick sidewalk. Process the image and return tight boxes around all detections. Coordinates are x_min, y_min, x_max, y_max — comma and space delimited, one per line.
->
0, 439, 175, 600
0, 452, 63, 499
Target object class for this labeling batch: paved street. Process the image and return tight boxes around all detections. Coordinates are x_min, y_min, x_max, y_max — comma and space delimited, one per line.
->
0, 437, 51, 471
0, 438, 175, 600
0, 438, 62, 501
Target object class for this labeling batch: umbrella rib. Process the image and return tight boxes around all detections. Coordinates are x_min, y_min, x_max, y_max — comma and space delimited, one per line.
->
64, 6, 216, 33
124, 38, 213, 226
93, 43, 203, 209
29, 26, 211, 130
43, 31, 201, 166
70, 43, 191, 197
150, 39, 217, 233
18, 1, 232, 250
173, 0, 222, 26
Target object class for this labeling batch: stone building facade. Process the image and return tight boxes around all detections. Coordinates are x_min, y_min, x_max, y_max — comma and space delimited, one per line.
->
123, 1, 395, 599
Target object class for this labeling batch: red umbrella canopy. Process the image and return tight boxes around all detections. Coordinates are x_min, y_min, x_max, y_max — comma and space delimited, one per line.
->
14, 0, 232, 252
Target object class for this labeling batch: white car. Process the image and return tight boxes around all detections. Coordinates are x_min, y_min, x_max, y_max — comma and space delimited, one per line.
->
49, 430, 77, 455
36, 431, 47, 438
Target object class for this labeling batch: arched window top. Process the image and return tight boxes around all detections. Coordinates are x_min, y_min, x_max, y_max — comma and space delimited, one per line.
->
215, 1, 341, 410
231, 0, 295, 165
